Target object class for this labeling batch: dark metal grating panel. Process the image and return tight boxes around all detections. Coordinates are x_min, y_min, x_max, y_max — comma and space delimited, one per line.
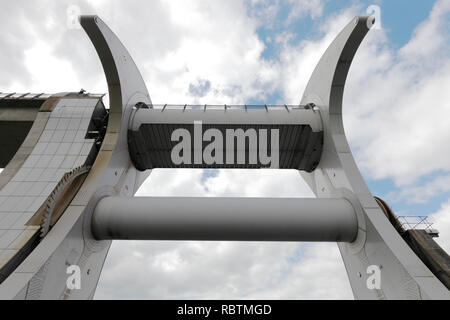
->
129, 124, 323, 171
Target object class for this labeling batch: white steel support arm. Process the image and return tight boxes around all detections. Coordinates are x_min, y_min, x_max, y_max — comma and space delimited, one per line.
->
92, 197, 358, 242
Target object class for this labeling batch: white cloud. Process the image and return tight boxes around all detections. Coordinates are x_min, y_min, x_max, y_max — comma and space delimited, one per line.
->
0, 0, 105, 93
96, 240, 351, 299
203, 169, 314, 197
136, 168, 314, 198
392, 174, 450, 204
342, 1, 450, 187
136, 169, 207, 197
429, 199, 450, 253
286, 0, 325, 22
2, 0, 278, 104
107, 0, 279, 104
247, 0, 280, 29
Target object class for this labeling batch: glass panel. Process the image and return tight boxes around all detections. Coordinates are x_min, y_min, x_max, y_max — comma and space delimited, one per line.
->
87, 93, 105, 98
0, 93, 14, 99
10, 93, 27, 98
146, 104, 305, 111
267, 105, 286, 110
23, 93, 44, 99
226, 105, 246, 110
291, 104, 307, 109
206, 105, 225, 110
246, 105, 265, 110
164, 104, 184, 110
186, 105, 204, 110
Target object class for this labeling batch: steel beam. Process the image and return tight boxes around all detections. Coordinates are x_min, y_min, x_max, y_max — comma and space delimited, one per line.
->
130, 106, 322, 129
128, 107, 324, 171
92, 197, 358, 242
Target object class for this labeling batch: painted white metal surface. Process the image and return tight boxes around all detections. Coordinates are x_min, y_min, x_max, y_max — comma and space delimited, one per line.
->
0, 98, 99, 276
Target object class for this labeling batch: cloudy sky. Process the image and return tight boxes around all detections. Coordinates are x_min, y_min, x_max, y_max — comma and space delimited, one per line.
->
1, 0, 450, 299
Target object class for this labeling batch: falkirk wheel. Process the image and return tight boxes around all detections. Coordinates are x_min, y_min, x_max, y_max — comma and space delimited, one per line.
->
0, 15, 449, 300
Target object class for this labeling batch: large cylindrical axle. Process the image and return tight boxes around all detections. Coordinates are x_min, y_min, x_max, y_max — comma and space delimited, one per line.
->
92, 197, 358, 242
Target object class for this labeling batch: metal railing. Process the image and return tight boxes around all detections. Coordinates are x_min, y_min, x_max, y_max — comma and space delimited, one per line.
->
137, 104, 316, 112
397, 216, 439, 236
0, 92, 51, 100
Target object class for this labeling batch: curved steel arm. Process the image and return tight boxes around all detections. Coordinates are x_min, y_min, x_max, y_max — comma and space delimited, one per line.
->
300, 16, 375, 194
80, 15, 151, 191
301, 16, 374, 114
79, 15, 152, 113
300, 16, 450, 299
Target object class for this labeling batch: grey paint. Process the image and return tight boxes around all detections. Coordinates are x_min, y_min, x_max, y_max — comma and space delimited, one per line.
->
92, 197, 358, 242
299, 16, 450, 299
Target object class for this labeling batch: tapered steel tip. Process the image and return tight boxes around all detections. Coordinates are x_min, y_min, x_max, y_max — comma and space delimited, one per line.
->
367, 15, 376, 29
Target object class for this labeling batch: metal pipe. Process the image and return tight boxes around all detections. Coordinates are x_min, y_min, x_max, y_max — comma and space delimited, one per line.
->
92, 197, 358, 242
